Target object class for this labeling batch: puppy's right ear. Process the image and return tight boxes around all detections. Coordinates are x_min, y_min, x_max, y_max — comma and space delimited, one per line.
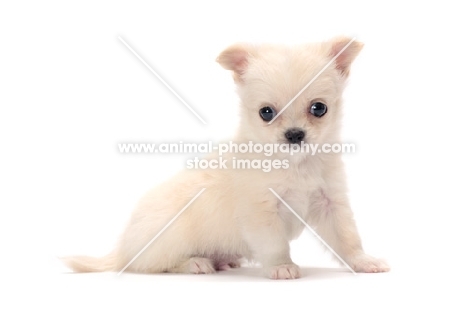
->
216, 44, 253, 82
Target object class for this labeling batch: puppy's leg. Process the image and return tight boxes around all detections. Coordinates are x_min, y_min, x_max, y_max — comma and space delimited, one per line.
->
238, 201, 300, 280
309, 189, 390, 273
167, 257, 216, 274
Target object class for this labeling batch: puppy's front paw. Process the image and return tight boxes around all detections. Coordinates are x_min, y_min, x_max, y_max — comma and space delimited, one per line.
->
267, 264, 301, 280
188, 257, 216, 274
349, 254, 390, 273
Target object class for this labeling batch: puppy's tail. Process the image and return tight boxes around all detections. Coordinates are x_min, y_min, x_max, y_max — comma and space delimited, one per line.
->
61, 252, 117, 273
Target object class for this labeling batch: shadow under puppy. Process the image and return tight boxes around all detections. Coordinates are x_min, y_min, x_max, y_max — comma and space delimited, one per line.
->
62, 37, 390, 279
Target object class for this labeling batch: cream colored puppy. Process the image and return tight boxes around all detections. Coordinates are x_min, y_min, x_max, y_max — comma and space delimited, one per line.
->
63, 37, 389, 279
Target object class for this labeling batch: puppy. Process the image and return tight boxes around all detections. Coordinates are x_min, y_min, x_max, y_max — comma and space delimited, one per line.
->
62, 37, 389, 279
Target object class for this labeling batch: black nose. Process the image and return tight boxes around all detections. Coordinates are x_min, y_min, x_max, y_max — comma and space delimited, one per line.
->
284, 128, 305, 144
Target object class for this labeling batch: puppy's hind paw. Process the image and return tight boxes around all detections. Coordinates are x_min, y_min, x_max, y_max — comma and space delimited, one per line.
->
350, 254, 390, 273
267, 263, 301, 280
216, 260, 241, 271
228, 260, 241, 269
188, 257, 216, 274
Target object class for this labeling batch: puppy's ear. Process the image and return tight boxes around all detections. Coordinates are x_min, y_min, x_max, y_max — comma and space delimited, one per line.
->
217, 44, 253, 82
329, 37, 363, 77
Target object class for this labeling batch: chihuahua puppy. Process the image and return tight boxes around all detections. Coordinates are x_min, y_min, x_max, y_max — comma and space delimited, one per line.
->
63, 37, 389, 279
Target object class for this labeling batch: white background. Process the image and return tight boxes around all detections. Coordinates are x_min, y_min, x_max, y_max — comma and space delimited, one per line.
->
1, 1, 467, 310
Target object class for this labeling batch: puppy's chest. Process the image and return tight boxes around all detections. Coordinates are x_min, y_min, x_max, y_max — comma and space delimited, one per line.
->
275, 171, 323, 214
279, 188, 314, 213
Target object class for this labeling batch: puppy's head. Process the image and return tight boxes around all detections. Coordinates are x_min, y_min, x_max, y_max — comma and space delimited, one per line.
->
217, 37, 362, 146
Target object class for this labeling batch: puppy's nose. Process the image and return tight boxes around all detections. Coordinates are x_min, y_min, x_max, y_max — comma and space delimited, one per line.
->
285, 128, 305, 144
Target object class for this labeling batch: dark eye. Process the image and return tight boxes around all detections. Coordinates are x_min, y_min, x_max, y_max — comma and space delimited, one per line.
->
310, 102, 327, 117
259, 106, 276, 122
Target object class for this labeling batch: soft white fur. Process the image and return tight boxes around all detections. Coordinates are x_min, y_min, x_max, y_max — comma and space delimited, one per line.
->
62, 37, 389, 279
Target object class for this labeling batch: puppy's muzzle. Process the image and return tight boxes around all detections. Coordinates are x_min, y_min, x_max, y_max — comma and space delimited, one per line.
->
284, 128, 305, 144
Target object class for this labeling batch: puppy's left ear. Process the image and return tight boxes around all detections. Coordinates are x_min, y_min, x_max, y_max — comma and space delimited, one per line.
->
216, 44, 253, 82
329, 37, 364, 77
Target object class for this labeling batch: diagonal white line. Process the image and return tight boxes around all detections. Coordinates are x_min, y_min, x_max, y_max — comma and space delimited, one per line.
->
118, 36, 207, 125
268, 188, 356, 274
268, 37, 356, 124
117, 188, 206, 275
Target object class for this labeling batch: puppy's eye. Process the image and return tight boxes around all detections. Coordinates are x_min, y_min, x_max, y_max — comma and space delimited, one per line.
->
310, 102, 327, 118
259, 106, 276, 122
